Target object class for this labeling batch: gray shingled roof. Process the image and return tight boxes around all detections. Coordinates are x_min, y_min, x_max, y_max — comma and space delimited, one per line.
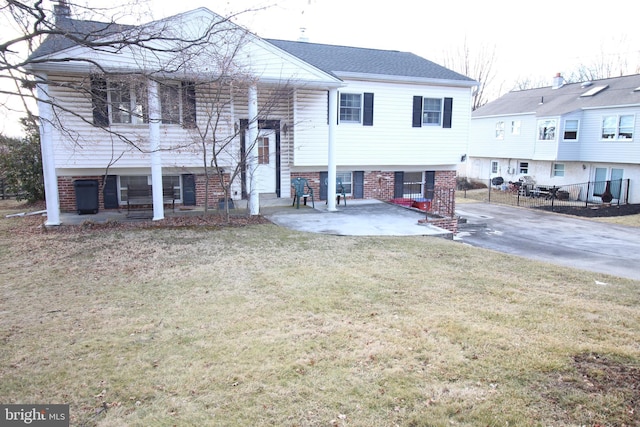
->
30, 17, 133, 60
266, 39, 475, 82
473, 74, 640, 118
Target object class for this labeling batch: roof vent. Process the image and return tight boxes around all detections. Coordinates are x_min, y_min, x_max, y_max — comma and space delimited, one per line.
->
581, 81, 593, 88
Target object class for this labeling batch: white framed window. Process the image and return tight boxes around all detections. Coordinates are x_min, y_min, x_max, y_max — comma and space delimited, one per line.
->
537, 119, 556, 141
336, 172, 352, 195
118, 175, 182, 203
511, 120, 521, 135
563, 119, 579, 140
519, 162, 529, 174
495, 121, 505, 139
553, 163, 565, 177
491, 161, 498, 174
602, 115, 634, 140
422, 98, 442, 125
108, 80, 147, 124
339, 93, 362, 123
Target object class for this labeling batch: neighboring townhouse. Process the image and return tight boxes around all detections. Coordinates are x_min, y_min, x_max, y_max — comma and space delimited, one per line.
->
463, 73, 640, 204
27, 3, 477, 225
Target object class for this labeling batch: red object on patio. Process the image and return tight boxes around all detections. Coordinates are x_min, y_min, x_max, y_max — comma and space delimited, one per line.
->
390, 198, 413, 207
412, 198, 431, 211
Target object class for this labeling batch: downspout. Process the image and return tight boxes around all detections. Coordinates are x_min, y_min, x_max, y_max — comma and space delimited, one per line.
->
36, 74, 61, 226
327, 88, 337, 211
147, 79, 164, 220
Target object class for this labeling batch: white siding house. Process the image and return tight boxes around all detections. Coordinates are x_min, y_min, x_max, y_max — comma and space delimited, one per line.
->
463, 73, 640, 204
27, 3, 477, 224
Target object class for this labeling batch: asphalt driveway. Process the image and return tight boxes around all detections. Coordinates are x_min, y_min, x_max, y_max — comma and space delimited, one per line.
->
455, 202, 640, 281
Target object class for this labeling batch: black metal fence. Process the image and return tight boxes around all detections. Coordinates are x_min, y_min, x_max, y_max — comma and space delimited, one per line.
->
482, 179, 630, 210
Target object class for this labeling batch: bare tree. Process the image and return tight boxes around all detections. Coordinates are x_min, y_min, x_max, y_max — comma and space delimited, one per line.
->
441, 38, 498, 110
2, 1, 279, 219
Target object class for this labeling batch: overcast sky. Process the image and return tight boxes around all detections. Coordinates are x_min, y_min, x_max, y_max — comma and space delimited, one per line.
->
2, 0, 639, 136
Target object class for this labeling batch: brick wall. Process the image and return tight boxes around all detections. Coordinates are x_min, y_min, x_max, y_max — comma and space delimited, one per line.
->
57, 173, 231, 212
195, 173, 230, 208
290, 172, 321, 199
58, 176, 105, 212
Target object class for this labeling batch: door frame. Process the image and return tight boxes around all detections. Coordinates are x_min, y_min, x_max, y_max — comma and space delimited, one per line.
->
240, 119, 281, 198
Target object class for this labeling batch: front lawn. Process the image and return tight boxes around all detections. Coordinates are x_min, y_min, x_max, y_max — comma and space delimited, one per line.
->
1, 200, 639, 426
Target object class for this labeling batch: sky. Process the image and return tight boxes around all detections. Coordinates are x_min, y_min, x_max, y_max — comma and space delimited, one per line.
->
2, 0, 639, 137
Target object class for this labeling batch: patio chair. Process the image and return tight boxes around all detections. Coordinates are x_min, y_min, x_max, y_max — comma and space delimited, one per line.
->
291, 177, 315, 209
324, 177, 347, 206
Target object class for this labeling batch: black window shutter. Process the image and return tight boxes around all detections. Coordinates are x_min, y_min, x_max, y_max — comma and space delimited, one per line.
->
182, 81, 197, 128
319, 172, 328, 200
412, 96, 422, 127
353, 171, 364, 199
337, 91, 340, 125
363, 93, 374, 126
91, 76, 109, 127
425, 171, 435, 199
103, 175, 118, 208
443, 97, 453, 128
394, 172, 404, 199
182, 174, 196, 206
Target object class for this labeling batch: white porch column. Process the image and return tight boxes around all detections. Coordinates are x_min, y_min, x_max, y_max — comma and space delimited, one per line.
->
147, 79, 164, 221
247, 85, 260, 215
36, 75, 61, 226
327, 88, 338, 211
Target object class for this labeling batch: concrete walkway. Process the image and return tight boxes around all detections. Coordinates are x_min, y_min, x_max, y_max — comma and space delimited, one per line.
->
263, 199, 450, 237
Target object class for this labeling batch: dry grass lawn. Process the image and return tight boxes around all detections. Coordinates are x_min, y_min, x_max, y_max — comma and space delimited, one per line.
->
1, 200, 639, 426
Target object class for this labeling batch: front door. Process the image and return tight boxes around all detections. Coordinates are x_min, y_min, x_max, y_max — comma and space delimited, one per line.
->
254, 130, 276, 194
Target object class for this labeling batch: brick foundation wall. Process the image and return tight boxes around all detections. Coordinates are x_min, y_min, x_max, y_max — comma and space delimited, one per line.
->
195, 174, 230, 208
57, 173, 231, 212
58, 176, 106, 212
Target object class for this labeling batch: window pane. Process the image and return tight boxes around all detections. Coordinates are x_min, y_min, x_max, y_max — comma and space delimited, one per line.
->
519, 162, 528, 174
340, 93, 361, 122
110, 82, 132, 124
403, 172, 422, 197
511, 120, 521, 135
422, 98, 441, 125
496, 121, 505, 139
564, 120, 578, 140
619, 115, 634, 139
120, 176, 149, 201
602, 116, 617, 139
336, 172, 352, 194
258, 137, 269, 164
553, 163, 565, 177
538, 120, 556, 140
160, 84, 181, 124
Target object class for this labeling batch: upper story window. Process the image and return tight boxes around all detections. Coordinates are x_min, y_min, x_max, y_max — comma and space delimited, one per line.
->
511, 120, 521, 135
338, 92, 374, 126
495, 121, 505, 139
537, 119, 556, 141
563, 119, 579, 140
339, 93, 362, 123
159, 83, 181, 125
602, 115, 634, 140
423, 98, 442, 125
108, 80, 147, 125
412, 96, 453, 128
91, 76, 196, 128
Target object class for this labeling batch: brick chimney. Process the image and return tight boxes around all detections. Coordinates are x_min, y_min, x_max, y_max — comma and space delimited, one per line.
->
552, 72, 564, 89
53, 0, 71, 22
